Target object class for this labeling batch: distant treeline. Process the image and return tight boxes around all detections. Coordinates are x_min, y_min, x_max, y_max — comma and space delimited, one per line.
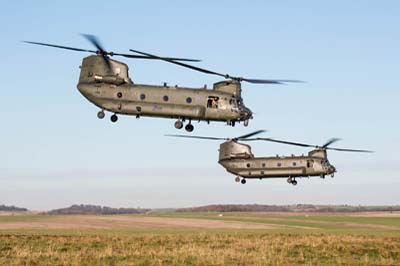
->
47, 204, 150, 215
0, 205, 28, 212
176, 204, 400, 213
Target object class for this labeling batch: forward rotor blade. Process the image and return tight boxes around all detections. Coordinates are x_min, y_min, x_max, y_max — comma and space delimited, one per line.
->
236, 130, 267, 140
165, 134, 227, 141
22, 41, 97, 53
322, 138, 341, 148
241, 78, 304, 84
326, 147, 374, 153
130, 49, 227, 78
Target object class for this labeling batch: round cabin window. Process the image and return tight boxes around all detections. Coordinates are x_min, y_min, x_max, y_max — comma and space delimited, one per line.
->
262, 163, 266, 167
246, 163, 251, 168
117, 92, 123, 98
293, 162, 297, 166
186, 97, 192, 104
163, 95, 169, 102
140, 94, 146, 100
277, 162, 282, 167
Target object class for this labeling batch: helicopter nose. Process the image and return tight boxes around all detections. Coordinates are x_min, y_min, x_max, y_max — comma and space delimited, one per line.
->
240, 107, 253, 120
329, 165, 336, 174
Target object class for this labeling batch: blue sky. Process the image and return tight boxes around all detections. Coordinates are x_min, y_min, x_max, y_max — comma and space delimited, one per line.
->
1, 1, 399, 210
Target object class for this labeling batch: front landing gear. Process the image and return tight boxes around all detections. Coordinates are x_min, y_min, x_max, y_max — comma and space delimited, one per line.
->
235, 176, 241, 183
287, 177, 298, 186
97, 110, 105, 119
110, 114, 118, 123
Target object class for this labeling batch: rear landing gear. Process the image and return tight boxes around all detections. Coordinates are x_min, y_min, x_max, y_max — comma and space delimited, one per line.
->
97, 110, 105, 119
174, 120, 183, 129
110, 114, 118, 123
185, 123, 194, 132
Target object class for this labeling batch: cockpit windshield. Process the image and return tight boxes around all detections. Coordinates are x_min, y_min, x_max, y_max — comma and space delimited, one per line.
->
230, 97, 239, 113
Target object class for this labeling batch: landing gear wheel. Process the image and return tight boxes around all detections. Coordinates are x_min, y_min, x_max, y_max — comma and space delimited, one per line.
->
244, 120, 249, 127
185, 124, 194, 132
97, 110, 105, 119
174, 120, 183, 129
110, 114, 118, 123
287, 177, 293, 184
235, 176, 241, 183
291, 180, 298, 186
241, 179, 246, 184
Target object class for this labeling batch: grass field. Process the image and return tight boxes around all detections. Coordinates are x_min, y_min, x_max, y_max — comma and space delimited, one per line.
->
0, 212, 399, 265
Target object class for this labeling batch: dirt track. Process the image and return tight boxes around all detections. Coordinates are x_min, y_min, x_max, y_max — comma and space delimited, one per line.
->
0, 215, 278, 230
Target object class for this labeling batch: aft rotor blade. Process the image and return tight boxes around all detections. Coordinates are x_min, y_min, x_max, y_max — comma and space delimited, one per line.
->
24, 40, 200, 62
327, 147, 374, 153
244, 137, 318, 148
130, 49, 302, 84
236, 130, 267, 140
81, 34, 105, 53
130, 49, 227, 78
165, 134, 227, 141
116, 52, 200, 62
322, 138, 341, 148
22, 41, 97, 53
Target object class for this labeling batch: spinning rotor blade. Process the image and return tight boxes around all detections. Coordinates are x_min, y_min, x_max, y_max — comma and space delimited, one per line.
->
166, 130, 267, 142
130, 49, 227, 78
326, 147, 374, 153
130, 49, 302, 84
244, 137, 374, 153
164, 134, 227, 141
244, 138, 318, 148
236, 130, 267, 140
322, 138, 341, 148
23, 35, 200, 62
22, 41, 97, 53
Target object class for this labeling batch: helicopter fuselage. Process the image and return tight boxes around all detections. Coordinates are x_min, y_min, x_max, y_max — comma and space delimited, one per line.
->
218, 140, 336, 182
77, 55, 252, 128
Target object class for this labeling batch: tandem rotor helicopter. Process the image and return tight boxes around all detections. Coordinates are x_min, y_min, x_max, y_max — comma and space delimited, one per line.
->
24, 34, 301, 132
167, 130, 373, 185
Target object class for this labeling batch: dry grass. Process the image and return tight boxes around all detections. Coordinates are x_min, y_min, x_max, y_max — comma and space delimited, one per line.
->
0, 233, 399, 266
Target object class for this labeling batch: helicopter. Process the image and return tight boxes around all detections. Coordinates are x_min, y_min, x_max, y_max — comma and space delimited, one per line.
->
24, 34, 301, 132
167, 130, 373, 185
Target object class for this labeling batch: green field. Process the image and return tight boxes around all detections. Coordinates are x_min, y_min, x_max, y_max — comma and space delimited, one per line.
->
0, 212, 399, 265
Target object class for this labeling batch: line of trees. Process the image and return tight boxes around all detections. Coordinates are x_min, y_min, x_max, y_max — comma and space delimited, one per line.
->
0, 205, 28, 212
176, 204, 400, 213
47, 204, 150, 215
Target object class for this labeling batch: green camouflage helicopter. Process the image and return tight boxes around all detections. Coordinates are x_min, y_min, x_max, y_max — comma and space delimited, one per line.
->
25, 35, 301, 132
167, 130, 373, 185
